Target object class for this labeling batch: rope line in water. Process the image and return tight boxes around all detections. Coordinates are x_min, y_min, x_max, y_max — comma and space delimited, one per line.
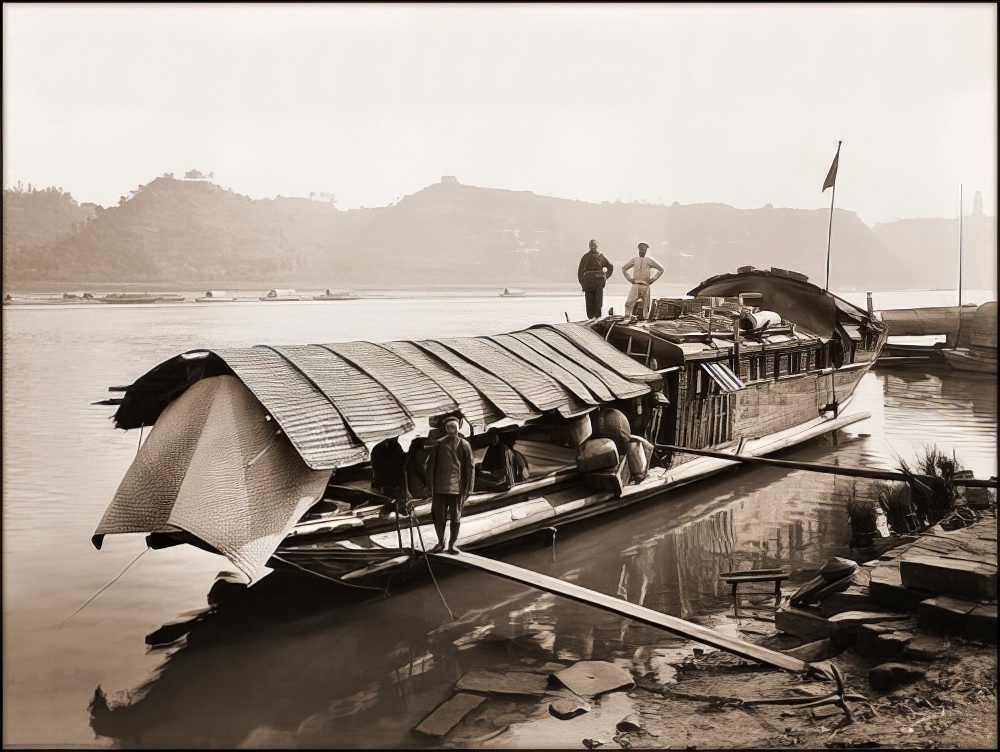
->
269, 554, 384, 591
411, 516, 455, 621
61, 547, 149, 627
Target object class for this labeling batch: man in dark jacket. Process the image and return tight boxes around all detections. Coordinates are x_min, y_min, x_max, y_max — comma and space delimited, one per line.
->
577, 239, 614, 319
426, 416, 475, 554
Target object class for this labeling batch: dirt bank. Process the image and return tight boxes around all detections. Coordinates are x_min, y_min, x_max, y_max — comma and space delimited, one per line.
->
444, 630, 996, 750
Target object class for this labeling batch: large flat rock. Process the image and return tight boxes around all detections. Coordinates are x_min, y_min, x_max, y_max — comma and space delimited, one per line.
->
456, 670, 551, 696
827, 610, 912, 648
916, 594, 978, 632
775, 606, 831, 641
415, 692, 485, 737
899, 554, 997, 599
868, 562, 933, 612
553, 661, 635, 698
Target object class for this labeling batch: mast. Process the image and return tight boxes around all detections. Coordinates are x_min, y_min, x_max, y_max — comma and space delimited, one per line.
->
822, 141, 842, 292
956, 184, 964, 348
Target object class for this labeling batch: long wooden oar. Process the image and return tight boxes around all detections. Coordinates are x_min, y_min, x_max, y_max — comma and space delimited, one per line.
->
662, 444, 998, 488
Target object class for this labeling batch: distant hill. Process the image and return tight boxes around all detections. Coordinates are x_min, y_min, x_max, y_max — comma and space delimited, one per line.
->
3, 185, 99, 271
872, 214, 996, 291
3, 175, 995, 292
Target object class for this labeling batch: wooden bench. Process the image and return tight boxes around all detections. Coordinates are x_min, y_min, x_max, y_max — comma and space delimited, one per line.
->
720, 568, 791, 621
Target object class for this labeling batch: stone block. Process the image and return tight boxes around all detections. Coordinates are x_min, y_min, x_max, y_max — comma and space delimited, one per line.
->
855, 624, 911, 661
783, 638, 838, 662
868, 563, 931, 612
916, 594, 977, 633
903, 635, 951, 661
827, 610, 912, 649
415, 693, 485, 737
818, 586, 883, 617
774, 606, 831, 641
554, 661, 634, 698
963, 602, 998, 644
456, 670, 551, 696
899, 554, 998, 600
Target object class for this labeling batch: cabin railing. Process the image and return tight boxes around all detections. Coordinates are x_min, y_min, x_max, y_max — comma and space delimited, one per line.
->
677, 393, 733, 448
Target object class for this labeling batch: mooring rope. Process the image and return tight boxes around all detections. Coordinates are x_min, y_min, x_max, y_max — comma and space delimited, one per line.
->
268, 554, 385, 592
411, 517, 455, 620
61, 547, 148, 627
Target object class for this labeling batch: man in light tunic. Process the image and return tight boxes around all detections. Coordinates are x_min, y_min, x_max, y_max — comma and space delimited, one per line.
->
622, 242, 664, 320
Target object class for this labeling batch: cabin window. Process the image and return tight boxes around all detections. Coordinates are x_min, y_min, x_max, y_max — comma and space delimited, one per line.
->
789, 351, 802, 374
696, 365, 713, 398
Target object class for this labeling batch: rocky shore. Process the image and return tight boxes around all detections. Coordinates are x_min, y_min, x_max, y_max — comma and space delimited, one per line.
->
418, 509, 997, 749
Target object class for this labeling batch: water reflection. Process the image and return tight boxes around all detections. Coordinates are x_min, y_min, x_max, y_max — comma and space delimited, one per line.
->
88, 432, 866, 749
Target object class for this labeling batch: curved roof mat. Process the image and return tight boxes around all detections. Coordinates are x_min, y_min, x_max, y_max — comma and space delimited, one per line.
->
415, 340, 541, 421
272, 344, 413, 444
380, 340, 503, 427
488, 333, 599, 406
504, 332, 615, 402
549, 323, 663, 383
521, 329, 649, 400
322, 341, 456, 419
436, 335, 573, 413
215, 346, 367, 470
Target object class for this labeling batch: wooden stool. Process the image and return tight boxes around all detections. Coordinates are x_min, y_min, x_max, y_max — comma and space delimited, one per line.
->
719, 568, 791, 622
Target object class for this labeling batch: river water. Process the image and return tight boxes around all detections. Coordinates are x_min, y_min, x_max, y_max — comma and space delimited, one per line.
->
2, 285, 996, 749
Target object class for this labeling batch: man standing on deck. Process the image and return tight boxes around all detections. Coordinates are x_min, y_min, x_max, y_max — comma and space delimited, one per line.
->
622, 242, 664, 320
577, 239, 614, 319
426, 416, 475, 554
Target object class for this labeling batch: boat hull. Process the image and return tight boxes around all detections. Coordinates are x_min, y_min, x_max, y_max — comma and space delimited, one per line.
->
268, 402, 871, 586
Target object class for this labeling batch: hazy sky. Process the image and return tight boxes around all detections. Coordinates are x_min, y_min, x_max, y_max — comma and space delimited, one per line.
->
3, 3, 996, 225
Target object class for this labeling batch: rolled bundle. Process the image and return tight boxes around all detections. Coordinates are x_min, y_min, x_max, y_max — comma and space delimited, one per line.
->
739, 310, 782, 332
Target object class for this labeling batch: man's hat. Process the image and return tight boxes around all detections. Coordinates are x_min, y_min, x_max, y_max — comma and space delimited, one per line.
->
443, 416, 461, 428
638, 242, 649, 250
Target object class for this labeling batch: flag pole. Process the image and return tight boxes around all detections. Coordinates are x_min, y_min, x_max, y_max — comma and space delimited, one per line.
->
822, 141, 842, 292
956, 183, 964, 348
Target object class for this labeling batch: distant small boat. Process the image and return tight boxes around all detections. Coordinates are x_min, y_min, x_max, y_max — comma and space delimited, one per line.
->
314, 289, 359, 301
941, 347, 997, 374
102, 293, 163, 304
196, 290, 237, 303
261, 289, 304, 302
500, 288, 526, 297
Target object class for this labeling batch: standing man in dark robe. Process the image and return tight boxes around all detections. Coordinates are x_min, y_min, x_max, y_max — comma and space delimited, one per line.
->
426, 416, 475, 554
577, 238, 614, 319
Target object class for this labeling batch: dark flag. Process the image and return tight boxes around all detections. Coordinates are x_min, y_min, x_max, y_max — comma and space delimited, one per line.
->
822, 141, 842, 192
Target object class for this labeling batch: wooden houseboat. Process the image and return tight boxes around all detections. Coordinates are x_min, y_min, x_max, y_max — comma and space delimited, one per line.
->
92, 267, 887, 589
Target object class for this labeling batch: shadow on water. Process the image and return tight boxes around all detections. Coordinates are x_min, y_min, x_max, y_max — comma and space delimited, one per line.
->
88, 431, 868, 749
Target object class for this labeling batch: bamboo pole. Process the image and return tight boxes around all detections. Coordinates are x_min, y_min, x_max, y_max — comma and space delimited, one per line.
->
662, 444, 998, 488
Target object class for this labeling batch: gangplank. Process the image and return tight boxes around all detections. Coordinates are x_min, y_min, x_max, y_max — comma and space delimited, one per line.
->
432, 550, 817, 676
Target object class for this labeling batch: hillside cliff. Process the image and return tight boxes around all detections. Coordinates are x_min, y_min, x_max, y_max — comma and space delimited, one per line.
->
3, 176, 994, 291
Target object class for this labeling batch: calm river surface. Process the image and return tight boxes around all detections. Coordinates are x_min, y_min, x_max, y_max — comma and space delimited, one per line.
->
2, 286, 996, 749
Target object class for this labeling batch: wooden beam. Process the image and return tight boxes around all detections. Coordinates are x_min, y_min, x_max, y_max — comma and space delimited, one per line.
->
662, 444, 999, 488
436, 551, 814, 675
